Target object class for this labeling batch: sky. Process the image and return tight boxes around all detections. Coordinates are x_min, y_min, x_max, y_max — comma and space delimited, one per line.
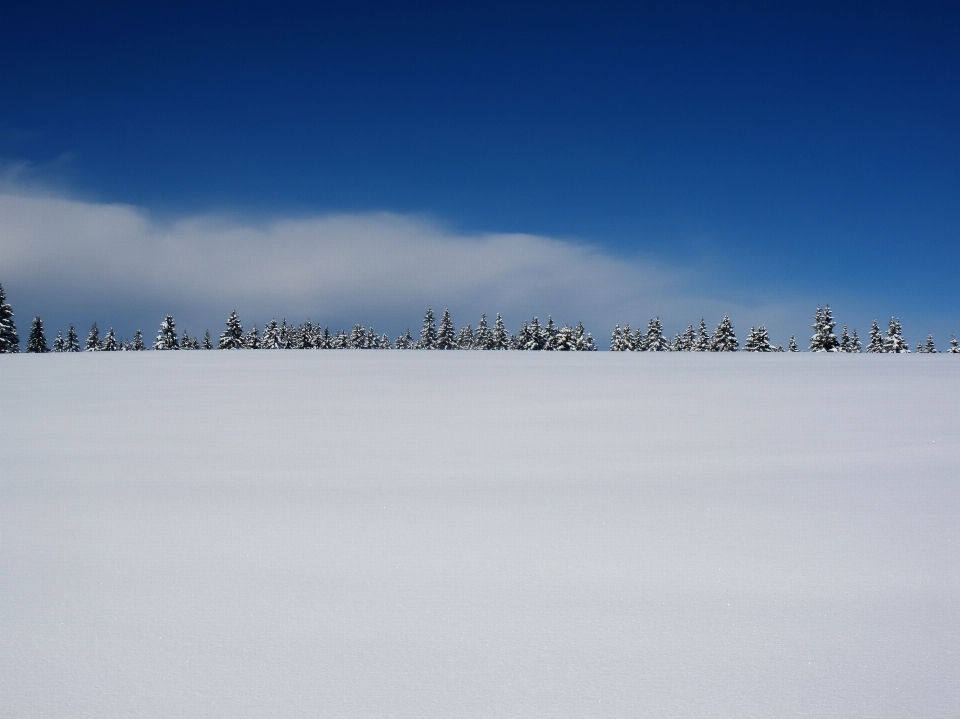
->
1, 1, 958, 346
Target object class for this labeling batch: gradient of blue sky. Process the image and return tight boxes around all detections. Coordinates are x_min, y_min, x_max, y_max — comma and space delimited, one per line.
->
1, 1, 958, 342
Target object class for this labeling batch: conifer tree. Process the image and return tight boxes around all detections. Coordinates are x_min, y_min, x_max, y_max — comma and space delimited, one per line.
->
297, 320, 314, 349
788, 336, 799, 352
491, 313, 509, 350
63, 324, 80, 352
0, 283, 20, 353
244, 325, 260, 349
809, 306, 840, 352
202, 330, 213, 349
867, 320, 885, 353
418, 308, 437, 349
279, 320, 292, 349
674, 324, 694, 351
395, 329, 414, 349
693, 319, 710, 352
218, 311, 244, 349
379, 333, 391, 349
436, 309, 456, 349
544, 316, 559, 349
153, 316, 179, 350
610, 324, 626, 351
883, 317, 910, 353
474, 314, 491, 349
130, 330, 145, 351
86, 323, 101, 351
525, 317, 547, 350
744, 326, 773, 352
849, 329, 862, 353
52, 330, 65, 352
26, 317, 49, 353
949, 335, 960, 354
924, 335, 937, 353
709, 315, 738, 351
839, 325, 851, 352
348, 324, 366, 349
179, 331, 193, 350
101, 327, 119, 351
316, 326, 332, 349
261, 320, 282, 349
643, 317, 668, 351
574, 322, 597, 351
457, 324, 474, 349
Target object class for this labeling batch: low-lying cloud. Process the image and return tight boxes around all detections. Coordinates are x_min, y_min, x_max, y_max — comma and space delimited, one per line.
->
0, 189, 781, 340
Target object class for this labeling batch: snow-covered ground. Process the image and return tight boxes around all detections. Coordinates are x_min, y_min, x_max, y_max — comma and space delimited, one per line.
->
2, 352, 958, 718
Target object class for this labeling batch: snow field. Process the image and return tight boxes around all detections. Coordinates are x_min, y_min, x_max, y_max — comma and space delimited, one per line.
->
1, 352, 959, 718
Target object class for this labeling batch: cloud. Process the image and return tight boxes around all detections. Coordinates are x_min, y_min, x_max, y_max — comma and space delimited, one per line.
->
0, 189, 787, 339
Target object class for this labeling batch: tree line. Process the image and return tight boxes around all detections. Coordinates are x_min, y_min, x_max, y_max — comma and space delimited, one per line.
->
1, 284, 957, 354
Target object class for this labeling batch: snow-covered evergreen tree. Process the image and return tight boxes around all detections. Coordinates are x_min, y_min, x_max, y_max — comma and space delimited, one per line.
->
63, 324, 80, 352
809, 306, 840, 352
949, 335, 960, 354
177, 331, 193, 350
296, 320, 314, 349
642, 317, 669, 351
26, 317, 49, 353
693, 319, 710, 352
491, 313, 509, 350
788, 336, 799, 352
474, 314, 491, 350
883, 317, 910, 353
348, 324, 366, 348
86, 323, 101, 351
839, 325, 851, 352
436, 309, 456, 349
202, 330, 212, 349
261, 320, 281, 349
744, 326, 773, 352
394, 329, 414, 349
575, 323, 597, 351
456, 324, 474, 349
101, 327, 119, 351
379, 333, 391, 349
278, 320, 293, 349
709, 316, 738, 351
418, 308, 437, 349
52, 331, 64, 352
0, 283, 20, 353
154, 316, 179, 350
923, 334, 937, 353
552, 324, 575, 350
244, 325, 260, 349
610, 324, 627, 351
524, 317, 547, 350
867, 320, 884, 353
130, 329, 145, 351
218, 311, 244, 349
673, 324, 695, 351
543, 316, 559, 350
849, 329, 861, 353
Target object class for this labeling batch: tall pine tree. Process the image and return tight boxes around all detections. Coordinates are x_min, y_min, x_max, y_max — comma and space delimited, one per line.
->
26, 317, 49, 353
418, 308, 437, 349
867, 320, 885, 353
86, 323, 101, 351
809, 305, 840, 352
154, 316, 179, 350
436, 309, 456, 349
218, 311, 244, 349
709, 316, 738, 352
491, 313, 509, 350
101, 327, 119, 351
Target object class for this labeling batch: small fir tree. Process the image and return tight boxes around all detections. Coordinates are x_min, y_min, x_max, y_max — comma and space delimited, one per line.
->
395, 329, 414, 349
179, 331, 193, 350
809, 305, 840, 352
643, 317, 669, 351
610, 324, 627, 351
474, 314, 491, 349
788, 336, 799, 352
839, 325, 851, 352
883, 317, 910, 353
418, 308, 437, 349
744, 326, 773, 352
130, 330, 145, 351
491, 313, 509, 350
949, 335, 960, 354
86, 323, 101, 351
924, 334, 937, 353
709, 315, 738, 352
379, 333, 391, 349
154, 316, 179, 350
457, 324, 474, 349
261, 320, 282, 349
244, 325, 260, 349
202, 330, 213, 350
848, 329, 862, 353
693, 319, 710, 352
867, 320, 885, 353
64, 324, 81, 352
0, 283, 21, 353
26, 317, 49, 353
436, 309, 456, 349
101, 327, 119, 351
52, 331, 65, 352
219, 311, 244, 349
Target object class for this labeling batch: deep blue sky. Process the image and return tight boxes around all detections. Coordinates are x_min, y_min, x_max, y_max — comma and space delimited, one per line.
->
1, 0, 958, 337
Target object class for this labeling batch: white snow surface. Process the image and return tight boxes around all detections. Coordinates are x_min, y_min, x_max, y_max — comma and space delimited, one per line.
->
2, 352, 959, 718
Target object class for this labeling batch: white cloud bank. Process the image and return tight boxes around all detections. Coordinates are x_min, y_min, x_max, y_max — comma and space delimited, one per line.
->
0, 190, 780, 337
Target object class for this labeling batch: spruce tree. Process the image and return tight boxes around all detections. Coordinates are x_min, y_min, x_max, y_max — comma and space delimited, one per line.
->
52, 331, 65, 352
809, 305, 840, 352
744, 326, 773, 352
179, 331, 193, 350
63, 324, 80, 352
693, 319, 710, 352
436, 309, 456, 349
474, 314, 491, 350
297, 320, 314, 349
924, 335, 937, 353
525, 317, 547, 350
348, 324, 366, 349
456, 324, 474, 349
202, 330, 213, 350
949, 335, 960, 354
417, 308, 437, 349
839, 325, 851, 352
610, 324, 626, 351
86, 323, 101, 351
788, 336, 799, 352
544, 316, 559, 350
26, 317, 49, 353
709, 315, 738, 351
261, 320, 282, 349
244, 325, 260, 349
643, 317, 668, 351
867, 320, 885, 353
395, 329, 414, 349
0, 283, 20, 353
883, 317, 910, 353
130, 330, 145, 351
154, 316, 179, 350
218, 311, 244, 349
101, 327, 119, 351
491, 313, 509, 350
849, 329, 862, 353
379, 333, 391, 349
316, 326, 332, 349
